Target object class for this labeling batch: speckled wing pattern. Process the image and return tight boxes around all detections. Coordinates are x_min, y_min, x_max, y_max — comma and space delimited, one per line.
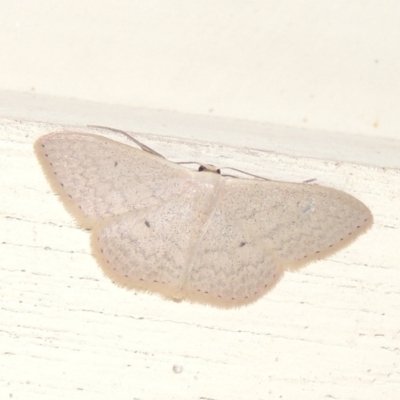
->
35, 132, 373, 308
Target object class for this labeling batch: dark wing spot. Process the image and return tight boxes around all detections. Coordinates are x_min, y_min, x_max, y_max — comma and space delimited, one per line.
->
145, 220, 150, 228
239, 242, 246, 247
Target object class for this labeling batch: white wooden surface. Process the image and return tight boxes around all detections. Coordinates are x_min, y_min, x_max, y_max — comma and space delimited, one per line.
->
1, 116, 399, 400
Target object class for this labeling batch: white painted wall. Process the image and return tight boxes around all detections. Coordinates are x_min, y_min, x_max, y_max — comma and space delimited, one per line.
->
1, 2, 399, 399
1, 0, 400, 138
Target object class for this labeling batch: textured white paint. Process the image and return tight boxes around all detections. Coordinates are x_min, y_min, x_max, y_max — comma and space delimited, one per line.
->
1, 118, 399, 399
